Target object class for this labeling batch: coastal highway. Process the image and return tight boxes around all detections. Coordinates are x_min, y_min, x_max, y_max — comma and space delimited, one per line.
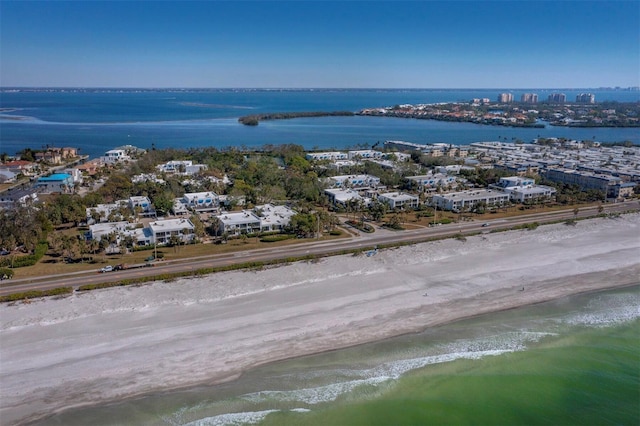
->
2, 202, 638, 297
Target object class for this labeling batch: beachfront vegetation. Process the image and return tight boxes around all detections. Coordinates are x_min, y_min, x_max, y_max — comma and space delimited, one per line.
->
1, 141, 637, 277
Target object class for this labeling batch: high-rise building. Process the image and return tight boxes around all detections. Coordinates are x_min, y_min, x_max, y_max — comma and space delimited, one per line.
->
520, 93, 538, 103
548, 93, 566, 103
497, 93, 513, 103
576, 93, 595, 104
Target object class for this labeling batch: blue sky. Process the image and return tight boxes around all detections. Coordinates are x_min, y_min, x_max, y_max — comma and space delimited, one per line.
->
1, 1, 638, 88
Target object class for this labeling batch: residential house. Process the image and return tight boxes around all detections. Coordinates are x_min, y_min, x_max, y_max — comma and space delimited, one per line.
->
0, 188, 39, 209
0, 170, 17, 183
35, 150, 62, 164
1, 160, 37, 176
157, 160, 207, 175
102, 149, 130, 164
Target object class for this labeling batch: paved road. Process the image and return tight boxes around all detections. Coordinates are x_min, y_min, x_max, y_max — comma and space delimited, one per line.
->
2, 201, 638, 297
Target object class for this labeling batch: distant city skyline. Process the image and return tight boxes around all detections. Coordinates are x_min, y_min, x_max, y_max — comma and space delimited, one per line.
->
1, 1, 638, 89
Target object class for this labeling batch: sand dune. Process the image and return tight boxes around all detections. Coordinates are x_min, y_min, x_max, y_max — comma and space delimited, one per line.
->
1, 214, 639, 425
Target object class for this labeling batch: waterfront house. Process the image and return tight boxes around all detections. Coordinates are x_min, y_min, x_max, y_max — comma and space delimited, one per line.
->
102, 149, 130, 164
1, 160, 37, 176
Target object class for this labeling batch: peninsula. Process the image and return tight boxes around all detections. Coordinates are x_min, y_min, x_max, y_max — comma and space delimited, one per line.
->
236, 101, 639, 128
238, 110, 354, 125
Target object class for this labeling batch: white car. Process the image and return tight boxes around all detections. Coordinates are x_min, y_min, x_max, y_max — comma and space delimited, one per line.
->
100, 265, 113, 273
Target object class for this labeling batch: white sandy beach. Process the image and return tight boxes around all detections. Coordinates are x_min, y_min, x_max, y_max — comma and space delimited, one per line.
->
1, 215, 639, 425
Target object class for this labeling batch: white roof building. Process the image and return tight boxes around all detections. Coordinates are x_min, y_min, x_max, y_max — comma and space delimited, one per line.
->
494, 176, 536, 189
432, 189, 510, 212
348, 150, 384, 160
132, 173, 166, 184
148, 218, 195, 245
508, 185, 557, 203
0, 170, 17, 183
324, 188, 368, 207
216, 211, 262, 236
327, 174, 381, 188
157, 160, 207, 176
0, 188, 38, 208
129, 196, 154, 216
253, 204, 296, 232
102, 149, 130, 164
306, 152, 348, 161
182, 191, 219, 212
88, 221, 151, 247
378, 192, 419, 209
407, 174, 457, 191
86, 200, 130, 223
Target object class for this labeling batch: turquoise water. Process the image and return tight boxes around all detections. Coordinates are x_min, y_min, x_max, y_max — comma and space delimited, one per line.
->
2, 89, 639, 158
39, 285, 639, 426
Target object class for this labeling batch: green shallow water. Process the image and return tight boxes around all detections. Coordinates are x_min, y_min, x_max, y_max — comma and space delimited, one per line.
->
261, 322, 639, 426
39, 286, 640, 426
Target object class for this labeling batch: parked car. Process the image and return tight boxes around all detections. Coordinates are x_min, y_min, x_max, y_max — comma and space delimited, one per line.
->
100, 265, 113, 273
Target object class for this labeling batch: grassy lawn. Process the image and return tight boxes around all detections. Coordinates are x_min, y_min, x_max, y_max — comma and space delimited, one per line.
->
8, 230, 348, 279
3, 202, 610, 280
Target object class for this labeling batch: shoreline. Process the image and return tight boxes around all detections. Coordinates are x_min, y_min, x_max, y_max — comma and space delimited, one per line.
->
1, 215, 639, 424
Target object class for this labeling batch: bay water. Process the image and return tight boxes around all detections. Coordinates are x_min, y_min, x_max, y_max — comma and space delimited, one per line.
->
39, 285, 639, 426
2, 89, 639, 159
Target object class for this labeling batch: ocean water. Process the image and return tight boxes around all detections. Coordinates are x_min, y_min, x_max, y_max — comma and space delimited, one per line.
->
39, 285, 640, 426
1, 89, 639, 158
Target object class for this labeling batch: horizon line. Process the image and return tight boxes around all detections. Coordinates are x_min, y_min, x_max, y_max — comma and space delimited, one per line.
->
2, 86, 639, 91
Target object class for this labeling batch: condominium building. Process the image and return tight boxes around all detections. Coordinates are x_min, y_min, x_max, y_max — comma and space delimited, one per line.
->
548, 93, 566, 103
497, 93, 513, 103
543, 168, 621, 193
377, 192, 419, 209
406, 174, 457, 191
520, 93, 538, 103
432, 189, 510, 212
327, 174, 381, 188
576, 93, 596, 104
148, 218, 195, 245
